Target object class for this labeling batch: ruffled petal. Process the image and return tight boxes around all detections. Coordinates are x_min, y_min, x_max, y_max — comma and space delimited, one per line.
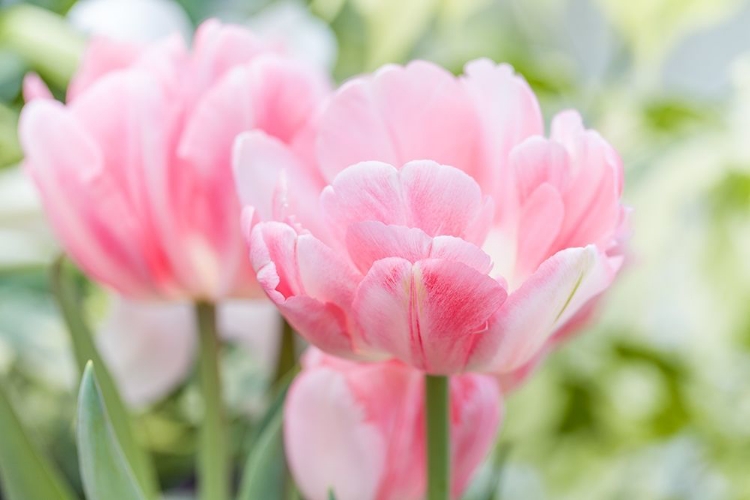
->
353, 258, 507, 373
321, 161, 492, 247
469, 245, 612, 373
461, 58, 544, 201
316, 60, 481, 181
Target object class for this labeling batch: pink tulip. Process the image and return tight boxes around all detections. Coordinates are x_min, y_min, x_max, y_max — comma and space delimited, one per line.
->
284, 349, 501, 500
235, 59, 628, 375
19, 19, 330, 300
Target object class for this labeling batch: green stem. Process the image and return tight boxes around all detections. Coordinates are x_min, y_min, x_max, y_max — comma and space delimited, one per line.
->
426, 375, 450, 500
274, 318, 296, 499
195, 301, 229, 500
273, 319, 297, 385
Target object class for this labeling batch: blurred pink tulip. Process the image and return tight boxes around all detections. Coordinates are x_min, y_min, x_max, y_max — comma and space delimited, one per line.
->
284, 349, 501, 500
236, 59, 629, 375
19, 19, 330, 300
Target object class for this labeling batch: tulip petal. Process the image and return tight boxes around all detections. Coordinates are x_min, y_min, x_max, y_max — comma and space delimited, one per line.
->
317, 60, 481, 181
449, 375, 502, 497
514, 183, 565, 283
250, 222, 365, 358
399, 160, 494, 244
470, 245, 611, 372
462, 58, 543, 215
354, 258, 507, 373
285, 368, 386, 500
180, 54, 328, 176
22, 73, 53, 102
550, 110, 623, 250
67, 37, 142, 100
322, 160, 492, 246
96, 298, 196, 408
191, 19, 270, 87
19, 100, 153, 296
233, 131, 301, 221
233, 130, 326, 234
511, 136, 569, 201
346, 221, 492, 275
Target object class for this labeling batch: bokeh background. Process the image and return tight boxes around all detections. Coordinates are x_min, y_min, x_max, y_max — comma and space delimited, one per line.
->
1, 0, 750, 499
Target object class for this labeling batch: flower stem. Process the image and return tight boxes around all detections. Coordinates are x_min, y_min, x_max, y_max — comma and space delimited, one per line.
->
425, 374, 450, 500
195, 301, 229, 500
273, 318, 297, 385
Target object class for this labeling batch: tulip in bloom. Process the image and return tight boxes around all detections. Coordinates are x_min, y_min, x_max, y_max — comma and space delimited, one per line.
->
236, 59, 628, 375
19, 19, 329, 300
284, 348, 501, 500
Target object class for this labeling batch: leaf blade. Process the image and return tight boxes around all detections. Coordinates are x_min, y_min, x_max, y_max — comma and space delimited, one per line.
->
238, 368, 298, 500
0, 382, 76, 500
50, 256, 159, 498
77, 362, 148, 500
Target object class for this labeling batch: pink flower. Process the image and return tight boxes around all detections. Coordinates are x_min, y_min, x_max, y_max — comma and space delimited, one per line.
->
19, 19, 329, 300
284, 349, 501, 500
236, 59, 628, 374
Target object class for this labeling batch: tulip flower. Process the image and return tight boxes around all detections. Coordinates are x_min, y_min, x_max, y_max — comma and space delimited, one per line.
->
236, 59, 628, 376
19, 20, 330, 500
19, 19, 330, 301
284, 348, 501, 500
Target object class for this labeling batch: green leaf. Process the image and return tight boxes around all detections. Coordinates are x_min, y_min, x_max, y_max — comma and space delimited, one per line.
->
77, 362, 148, 500
237, 411, 285, 500
238, 369, 298, 500
0, 382, 76, 500
329, 488, 338, 500
50, 256, 159, 498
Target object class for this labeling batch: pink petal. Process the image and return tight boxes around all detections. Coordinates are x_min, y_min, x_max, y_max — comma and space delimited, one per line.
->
233, 130, 327, 233
285, 368, 386, 500
316, 60, 481, 182
399, 160, 494, 244
461, 58, 544, 200
180, 54, 328, 176
469, 245, 612, 373
68, 69, 181, 293
345, 221, 492, 275
249, 221, 303, 302
514, 183, 565, 282
296, 234, 361, 311
190, 19, 272, 91
321, 160, 493, 247
67, 37, 143, 101
511, 136, 569, 202
19, 100, 153, 296
22, 73, 53, 102
449, 374, 502, 497
250, 222, 364, 358
96, 297, 196, 408
234, 131, 301, 221
320, 161, 407, 244
550, 110, 624, 250
353, 258, 507, 374
345, 222, 432, 273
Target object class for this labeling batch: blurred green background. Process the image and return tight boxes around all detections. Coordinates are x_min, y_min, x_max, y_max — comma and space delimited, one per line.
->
2, 0, 750, 499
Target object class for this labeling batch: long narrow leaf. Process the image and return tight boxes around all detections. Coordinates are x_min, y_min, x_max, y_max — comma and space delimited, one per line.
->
50, 256, 159, 498
237, 412, 285, 500
238, 369, 297, 500
77, 362, 148, 500
0, 382, 76, 500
